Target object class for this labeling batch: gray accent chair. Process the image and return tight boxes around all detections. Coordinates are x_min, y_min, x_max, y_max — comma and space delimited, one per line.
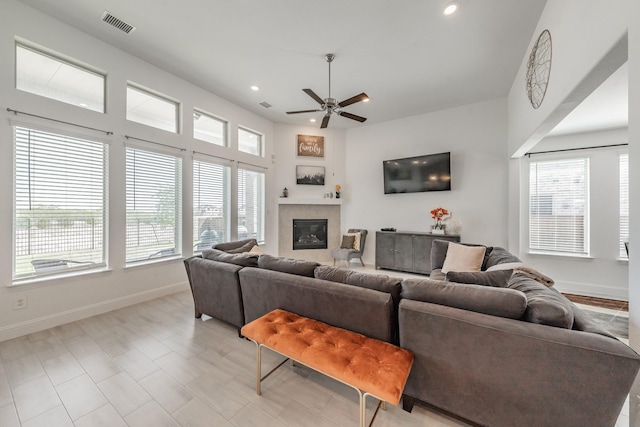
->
331, 229, 367, 268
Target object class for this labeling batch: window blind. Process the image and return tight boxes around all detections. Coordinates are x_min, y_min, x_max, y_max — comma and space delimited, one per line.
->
529, 158, 589, 255
13, 126, 107, 279
126, 147, 182, 262
238, 167, 265, 243
193, 159, 231, 251
620, 153, 629, 259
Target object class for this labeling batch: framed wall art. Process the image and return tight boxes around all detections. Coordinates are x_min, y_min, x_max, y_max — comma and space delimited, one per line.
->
297, 134, 324, 158
296, 165, 325, 185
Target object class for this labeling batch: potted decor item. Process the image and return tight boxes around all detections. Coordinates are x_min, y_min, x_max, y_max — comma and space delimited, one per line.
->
335, 184, 341, 198
430, 207, 449, 235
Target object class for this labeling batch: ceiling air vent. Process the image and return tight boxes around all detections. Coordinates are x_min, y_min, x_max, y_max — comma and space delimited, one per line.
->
101, 11, 136, 34
259, 102, 272, 109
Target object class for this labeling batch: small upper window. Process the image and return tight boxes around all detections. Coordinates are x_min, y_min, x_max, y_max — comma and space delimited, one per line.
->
126, 84, 179, 133
193, 110, 227, 146
238, 127, 263, 156
16, 43, 105, 113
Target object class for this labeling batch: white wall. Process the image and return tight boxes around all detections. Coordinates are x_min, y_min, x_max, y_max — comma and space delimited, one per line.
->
0, 1, 274, 341
343, 98, 509, 266
519, 128, 629, 299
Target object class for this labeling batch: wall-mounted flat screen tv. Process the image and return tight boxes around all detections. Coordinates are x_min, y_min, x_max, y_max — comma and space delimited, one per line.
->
383, 152, 451, 194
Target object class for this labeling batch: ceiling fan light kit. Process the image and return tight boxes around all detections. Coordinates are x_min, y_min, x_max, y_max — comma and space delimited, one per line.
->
286, 53, 368, 128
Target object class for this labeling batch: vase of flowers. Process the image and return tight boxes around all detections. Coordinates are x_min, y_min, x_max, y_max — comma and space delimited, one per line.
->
335, 184, 341, 198
430, 207, 449, 235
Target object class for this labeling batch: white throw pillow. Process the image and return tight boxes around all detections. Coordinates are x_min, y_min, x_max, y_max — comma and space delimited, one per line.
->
244, 245, 265, 255
441, 242, 486, 273
345, 232, 361, 251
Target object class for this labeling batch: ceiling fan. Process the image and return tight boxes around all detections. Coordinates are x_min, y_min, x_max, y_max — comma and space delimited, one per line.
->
286, 54, 369, 128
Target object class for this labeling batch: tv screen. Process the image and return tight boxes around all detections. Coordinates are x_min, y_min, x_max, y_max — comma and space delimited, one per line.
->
383, 152, 451, 194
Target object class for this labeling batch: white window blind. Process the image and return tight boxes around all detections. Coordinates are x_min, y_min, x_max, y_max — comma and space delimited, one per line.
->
126, 147, 182, 262
620, 153, 629, 259
238, 128, 263, 156
193, 110, 227, 146
193, 159, 231, 251
529, 158, 589, 255
13, 126, 107, 279
238, 167, 265, 243
126, 85, 179, 133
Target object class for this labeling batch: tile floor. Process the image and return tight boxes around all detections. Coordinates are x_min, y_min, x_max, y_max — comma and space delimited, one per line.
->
0, 286, 631, 426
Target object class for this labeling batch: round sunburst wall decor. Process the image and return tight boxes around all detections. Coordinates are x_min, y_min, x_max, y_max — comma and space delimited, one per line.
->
526, 29, 552, 109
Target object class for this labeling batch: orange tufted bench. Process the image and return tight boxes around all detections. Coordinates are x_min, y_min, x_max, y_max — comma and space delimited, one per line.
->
241, 309, 414, 427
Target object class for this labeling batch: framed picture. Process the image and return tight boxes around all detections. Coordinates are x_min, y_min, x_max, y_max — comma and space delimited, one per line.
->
296, 165, 325, 185
297, 134, 324, 158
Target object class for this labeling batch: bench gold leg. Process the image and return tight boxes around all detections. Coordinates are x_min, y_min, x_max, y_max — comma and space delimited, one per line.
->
256, 342, 262, 396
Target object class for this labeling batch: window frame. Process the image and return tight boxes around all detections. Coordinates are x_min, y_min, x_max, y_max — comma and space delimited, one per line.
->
126, 83, 181, 134
238, 126, 264, 157
193, 109, 228, 147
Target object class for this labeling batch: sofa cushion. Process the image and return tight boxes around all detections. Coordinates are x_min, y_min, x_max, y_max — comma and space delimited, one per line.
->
484, 246, 521, 269
445, 269, 513, 288
400, 278, 527, 320
441, 243, 486, 273
202, 249, 259, 267
258, 254, 319, 277
214, 238, 258, 253
431, 240, 494, 271
314, 266, 402, 306
487, 262, 554, 287
507, 273, 574, 329
341, 234, 356, 249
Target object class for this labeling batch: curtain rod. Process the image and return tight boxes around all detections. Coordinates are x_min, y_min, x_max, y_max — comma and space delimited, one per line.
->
124, 135, 186, 152
238, 161, 268, 170
526, 143, 628, 157
192, 150, 233, 162
7, 108, 113, 135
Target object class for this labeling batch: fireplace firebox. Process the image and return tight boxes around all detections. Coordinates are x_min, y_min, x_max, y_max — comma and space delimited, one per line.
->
293, 219, 328, 250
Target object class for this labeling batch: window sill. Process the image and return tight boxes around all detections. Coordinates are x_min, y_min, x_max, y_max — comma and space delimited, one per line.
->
9, 266, 112, 289
527, 251, 593, 260
125, 255, 184, 269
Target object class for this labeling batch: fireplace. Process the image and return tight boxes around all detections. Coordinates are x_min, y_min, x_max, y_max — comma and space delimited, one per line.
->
293, 219, 328, 250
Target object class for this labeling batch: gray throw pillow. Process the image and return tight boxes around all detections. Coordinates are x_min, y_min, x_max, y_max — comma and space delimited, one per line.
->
430, 240, 494, 271
341, 235, 355, 249
445, 270, 513, 288
257, 254, 319, 277
508, 273, 574, 329
202, 249, 259, 267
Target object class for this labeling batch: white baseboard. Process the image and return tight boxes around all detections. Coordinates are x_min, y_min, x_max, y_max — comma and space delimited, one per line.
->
0, 281, 190, 342
554, 280, 628, 301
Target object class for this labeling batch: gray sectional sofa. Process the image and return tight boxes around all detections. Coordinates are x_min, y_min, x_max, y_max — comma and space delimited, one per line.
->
183, 242, 640, 427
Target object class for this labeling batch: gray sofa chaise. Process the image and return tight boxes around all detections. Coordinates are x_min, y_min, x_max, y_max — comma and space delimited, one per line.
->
183, 242, 640, 427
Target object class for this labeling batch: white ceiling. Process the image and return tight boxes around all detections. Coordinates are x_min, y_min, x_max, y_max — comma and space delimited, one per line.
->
18, 0, 552, 129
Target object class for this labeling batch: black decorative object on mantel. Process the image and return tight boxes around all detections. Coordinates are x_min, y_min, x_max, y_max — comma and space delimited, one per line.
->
282, 187, 288, 198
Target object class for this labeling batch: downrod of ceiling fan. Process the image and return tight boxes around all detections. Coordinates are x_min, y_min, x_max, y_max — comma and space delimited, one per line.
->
325, 53, 334, 99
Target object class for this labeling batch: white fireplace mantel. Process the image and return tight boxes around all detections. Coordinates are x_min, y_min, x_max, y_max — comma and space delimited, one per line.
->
277, 197, 342, 206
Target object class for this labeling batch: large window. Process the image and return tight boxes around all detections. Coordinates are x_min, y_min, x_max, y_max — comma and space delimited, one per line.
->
193, 159, 231, 250
529, 158, 589, 255
238, 167, 265, 243
13, 126, 107, 279
238, 127, 263, 156
620, 153, 629, 259
16, 43, 105, 113
126, 147, 182, 262
126, 84, 179, 133
193, 110, 227, 146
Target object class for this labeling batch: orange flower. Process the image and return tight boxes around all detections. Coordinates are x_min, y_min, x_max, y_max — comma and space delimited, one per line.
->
430, 207, 449, 220
335, 184, 341, 191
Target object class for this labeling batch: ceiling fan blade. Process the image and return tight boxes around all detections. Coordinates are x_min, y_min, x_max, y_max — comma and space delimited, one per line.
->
303, 89, 325, 105
286, 109, 321, 114
337, 111, 367, 123
320, 113, 331, 129
338, 92, 369, 108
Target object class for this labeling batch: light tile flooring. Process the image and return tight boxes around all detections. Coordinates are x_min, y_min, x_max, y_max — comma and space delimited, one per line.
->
0, 287, 631, 426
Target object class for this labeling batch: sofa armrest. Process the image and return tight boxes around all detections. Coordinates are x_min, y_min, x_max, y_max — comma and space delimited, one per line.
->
398, 299, 640, 427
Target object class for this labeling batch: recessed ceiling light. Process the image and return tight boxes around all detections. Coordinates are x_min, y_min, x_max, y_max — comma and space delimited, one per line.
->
250, 85, 260, 91
310, 118, 316, 123
79, 103, 89, 108
443, 1, 459, 15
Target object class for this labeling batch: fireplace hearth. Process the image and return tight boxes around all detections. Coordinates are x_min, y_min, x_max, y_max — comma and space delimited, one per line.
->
293, 219, 328, 250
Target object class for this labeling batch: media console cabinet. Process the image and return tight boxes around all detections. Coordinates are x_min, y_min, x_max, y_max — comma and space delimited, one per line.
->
375, 231, 460, 275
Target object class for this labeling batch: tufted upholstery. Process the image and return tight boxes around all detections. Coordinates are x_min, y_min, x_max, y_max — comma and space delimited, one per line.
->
241, 309, 413, 405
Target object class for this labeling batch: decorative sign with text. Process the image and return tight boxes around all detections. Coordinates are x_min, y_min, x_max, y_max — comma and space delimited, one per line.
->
297, 134, 324, 158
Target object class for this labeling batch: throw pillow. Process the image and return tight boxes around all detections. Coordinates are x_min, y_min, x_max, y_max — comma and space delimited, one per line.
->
487, 262, 554, 287
508, 273, 574, 329
341, 234, 356, 249
345, 232, 361, 251
441, 242, 486, 273
201, 249, 259, 267
244, 245, 265, 255
445, 269, 514, 288
431, 239, 494, 270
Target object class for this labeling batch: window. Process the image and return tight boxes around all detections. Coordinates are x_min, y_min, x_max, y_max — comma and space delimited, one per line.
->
238, 127, 263, 156
16, 43, 105, 113
529, 158, 589, 255
238, 167, 265, 243
126, 147, 182, 262
620, 153, 629, 259
193, 110, 227, 146
126, 84, 179, 133
13, 126, 107, 279
193, 159, 231, 250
